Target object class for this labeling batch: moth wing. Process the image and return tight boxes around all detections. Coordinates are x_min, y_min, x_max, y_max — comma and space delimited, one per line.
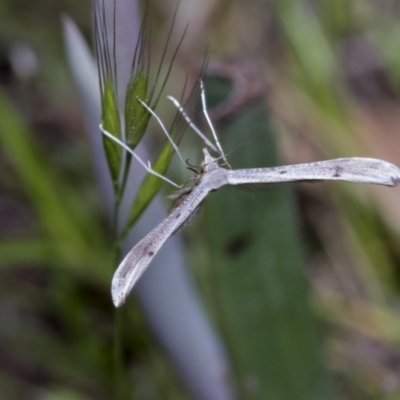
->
228, 158, 400, 188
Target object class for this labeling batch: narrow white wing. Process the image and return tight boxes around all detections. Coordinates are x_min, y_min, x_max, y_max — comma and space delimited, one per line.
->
227, 158, 400, 187
112, 157, 400, 307
112, 184, 210, 307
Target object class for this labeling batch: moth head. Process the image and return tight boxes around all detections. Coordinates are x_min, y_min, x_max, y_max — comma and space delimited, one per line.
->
202, 148, 219, 172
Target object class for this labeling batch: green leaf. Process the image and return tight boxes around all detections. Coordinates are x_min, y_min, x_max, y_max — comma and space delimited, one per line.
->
0, 239, 56, 267
0, 89, 89, 263
124, 70, 151, 149
40, 388, 89, 400
120, 140, 175, 240
274, 0, 344, 120
0, 237, 110, 283
101, 77, 122, 193
198, 80, 335, 400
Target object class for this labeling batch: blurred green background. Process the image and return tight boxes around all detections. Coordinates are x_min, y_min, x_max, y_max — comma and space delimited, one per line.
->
1, 0, 400, 399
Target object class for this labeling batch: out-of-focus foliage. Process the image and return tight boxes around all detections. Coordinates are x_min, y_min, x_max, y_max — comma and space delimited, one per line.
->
196, 80, 334, 400
1, 0, 400, 399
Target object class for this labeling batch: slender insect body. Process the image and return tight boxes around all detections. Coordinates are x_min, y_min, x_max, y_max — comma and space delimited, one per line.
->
103, 84, 400, 307
111, 147, 400, 306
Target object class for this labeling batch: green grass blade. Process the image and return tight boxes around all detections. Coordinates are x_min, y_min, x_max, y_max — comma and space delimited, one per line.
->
198, 81, 335, 400
124, 68, 151, 149
0, 90, 88, 262
101, 77, 122, 193
0, 239, 56, 267
274, 0, 344, 120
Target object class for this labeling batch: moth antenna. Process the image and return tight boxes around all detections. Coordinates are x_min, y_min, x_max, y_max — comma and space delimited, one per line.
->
199, 80, 231, 167
136, 97, 186, 167
211, 126, 264, 165
100, 124, 180, 188
166, 95, 218, 154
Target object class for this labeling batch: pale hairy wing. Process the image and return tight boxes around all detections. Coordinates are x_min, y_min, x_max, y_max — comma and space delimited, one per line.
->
112, 183, 210, 307
227, 158, 400, 188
